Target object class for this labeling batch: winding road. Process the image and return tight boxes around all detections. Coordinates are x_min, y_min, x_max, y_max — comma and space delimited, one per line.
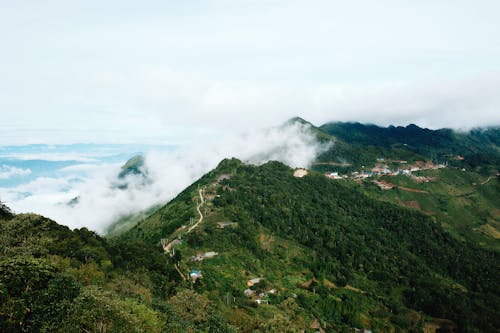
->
187, 188, 205, 233
164, 188, 205, 257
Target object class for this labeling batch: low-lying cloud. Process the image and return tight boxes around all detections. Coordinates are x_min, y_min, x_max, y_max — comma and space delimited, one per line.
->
1, 122, 330, 233
0, 165, 32, 179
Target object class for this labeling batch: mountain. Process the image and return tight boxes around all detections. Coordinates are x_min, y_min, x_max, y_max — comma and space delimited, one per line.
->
118, 154, 146, 179
2, 119, 499, 332
317, 122, 500, 174
305, 121, 500, 252
122, 158, 499, 332
65, 154, 150, 208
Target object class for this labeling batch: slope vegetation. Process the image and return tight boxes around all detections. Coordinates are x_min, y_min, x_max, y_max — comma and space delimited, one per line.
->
123, 159, 500, 332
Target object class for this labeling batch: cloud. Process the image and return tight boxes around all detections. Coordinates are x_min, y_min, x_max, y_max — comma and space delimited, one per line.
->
0, 153, 99, 162
1, 122, 330, 233
307, 73, 500, 130
1, 1, 500, 144
0, 165, 31, 179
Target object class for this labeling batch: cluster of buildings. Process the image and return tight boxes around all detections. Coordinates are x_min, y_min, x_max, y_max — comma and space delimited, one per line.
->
326, 160, 446, 180
242, 277, 277, 305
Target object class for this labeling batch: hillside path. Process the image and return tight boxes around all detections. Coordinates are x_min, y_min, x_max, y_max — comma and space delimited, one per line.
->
163, 188, 205, 257
481, 175, 496, 185
187, 188, 205, 233
162, 188, 205, 282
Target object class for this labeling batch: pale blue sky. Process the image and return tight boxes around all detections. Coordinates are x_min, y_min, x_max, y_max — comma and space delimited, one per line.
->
1, 0, 500, 144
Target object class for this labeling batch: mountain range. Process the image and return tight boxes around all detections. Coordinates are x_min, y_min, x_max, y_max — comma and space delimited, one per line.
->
1, 119, 499, 332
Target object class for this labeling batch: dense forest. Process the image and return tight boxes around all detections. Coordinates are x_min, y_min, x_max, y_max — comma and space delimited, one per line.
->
211, 160, 499, 331
0, 208, 235, 332
123, 158, 499, 332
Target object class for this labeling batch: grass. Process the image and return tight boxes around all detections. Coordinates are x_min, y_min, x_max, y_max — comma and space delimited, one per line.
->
359, 168, 500, 251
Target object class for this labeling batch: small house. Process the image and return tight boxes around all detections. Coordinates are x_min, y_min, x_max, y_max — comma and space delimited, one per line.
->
204, 251, 218, 258
217, 221, 236, 228
244, 289, 256, 297
327, 172, 342, 179
247, 277, 262, 287
189, 270, 203, 281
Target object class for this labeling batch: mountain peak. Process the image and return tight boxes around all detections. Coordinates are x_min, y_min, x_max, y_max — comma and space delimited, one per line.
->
285, 116, 315, 127
118, 154, 145, 179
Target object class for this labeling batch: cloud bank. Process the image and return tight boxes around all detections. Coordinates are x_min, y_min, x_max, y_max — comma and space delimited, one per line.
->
1, 122, 330, 233
1, 1, 500, 144
0, 165, 32, 179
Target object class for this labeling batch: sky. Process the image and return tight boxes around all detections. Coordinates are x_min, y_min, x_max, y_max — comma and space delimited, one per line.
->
1, 0, 500, 144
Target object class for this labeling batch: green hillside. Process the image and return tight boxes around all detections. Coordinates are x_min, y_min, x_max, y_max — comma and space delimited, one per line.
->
359, 168, 500, 251
304, 121, 500, 251
2, 119, 499, 332
0, 212, 192, 332
122, 158, 499, 332
318, 122, 500, 174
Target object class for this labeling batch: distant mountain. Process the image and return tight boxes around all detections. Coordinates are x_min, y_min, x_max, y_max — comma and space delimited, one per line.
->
118, 154, 146, 179
66, 154, 149, 207
317, 122, 500, 173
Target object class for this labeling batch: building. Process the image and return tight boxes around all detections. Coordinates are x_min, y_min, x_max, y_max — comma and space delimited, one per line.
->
326, 172, 342, 179
247, 277, 262, 287
191, 251, 219, 262
189, 270, 203, 281
244, 289, 256, 297
217, 222, 236, 228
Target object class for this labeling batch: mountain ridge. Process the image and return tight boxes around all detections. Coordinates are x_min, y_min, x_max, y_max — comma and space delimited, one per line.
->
1, 118, 499, 332
120, 157, 499, 332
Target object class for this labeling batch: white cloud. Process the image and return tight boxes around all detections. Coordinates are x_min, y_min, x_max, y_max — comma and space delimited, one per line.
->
1, 1, 500, 144
0, 153, 99, 162
1, 122, 330, 233
0, 165, 31, 179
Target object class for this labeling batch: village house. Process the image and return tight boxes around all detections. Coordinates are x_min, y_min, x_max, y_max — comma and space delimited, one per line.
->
247, 277, 262, 287
191, 251, 218, 262
326, 172, 342, 179
217, 221, 236, 228
244, 289, 256, 297
189, 270, 203, 281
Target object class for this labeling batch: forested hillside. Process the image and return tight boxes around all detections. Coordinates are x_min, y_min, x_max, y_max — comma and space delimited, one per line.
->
2, 119, 499, 332
0, 210, 236, 332
123, 158, 500, 332
318, 122, 500, 173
